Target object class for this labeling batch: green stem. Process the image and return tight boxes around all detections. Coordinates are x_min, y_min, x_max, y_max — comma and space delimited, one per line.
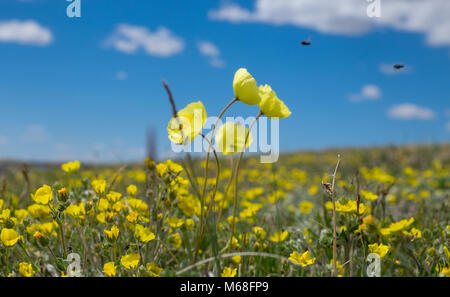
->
59, 223, 67, 259
217, 155, 234, 226
228, 112, 262, 252
194, 97, 238, 262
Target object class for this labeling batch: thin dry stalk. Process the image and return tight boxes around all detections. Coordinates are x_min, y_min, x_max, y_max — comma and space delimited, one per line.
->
330, 154, 341, 276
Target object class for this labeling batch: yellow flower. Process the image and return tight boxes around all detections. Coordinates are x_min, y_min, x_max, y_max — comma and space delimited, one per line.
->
135, 224, 155, 243
289, 250, 316, 267
380, 217, 415, 236
253, 226, 266, 240
106, 191, 122, 203
66, 203, 85, 219
368, 243, 389, 258
308, 185, 318, 196
233, 68, 260, 105
215, 122, 252, 155
403, 227, 422, 239
104, 225, 119, 241
185, 218, 195, 230
1, 228, 20, 247
258, 84, 291, 119
438, 265, 450, 277
96, 212, 106, 224
126, 211, 139, 223
269, 230, 288, 243
146, 262, 163, 277
166, 217, 184, 228
33, 231, 44, 240
61, 160, 80, 173
91, 179, 107, 195
31, 185, 52, 205
361, 190, 378, 201
232, 255, 242, 264
14, 209, 29, 223
221, 267, 237, 277
127, 184, 137, 196
443, 246, 450, 261
299, 201, 313, 214
18, 262, 34, 277
120, 253, 140, 270
362, 215, 375, 225
103, 262, 117, 277
167, 101, 207, 144
0, 209, 11, 224
169, 233, 182, 249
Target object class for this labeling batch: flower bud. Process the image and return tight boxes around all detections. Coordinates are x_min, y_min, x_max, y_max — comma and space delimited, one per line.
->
233, 68, 261, 105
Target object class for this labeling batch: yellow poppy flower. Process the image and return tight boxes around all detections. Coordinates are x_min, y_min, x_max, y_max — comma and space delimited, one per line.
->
126, 184, 137, 196
166, 217, 184, 228
258, 84, 291, 119
91, 179, 107, 195
269, 230, 289, 243
221, 267, 237, 277
146, 262, 163, 277
106, 191, 122, 203
167, 101, 207, 144
169, 233, 182, 249
31, 185, 53, 205
120, 253, 140, 270
18, 262, 34, 277
104, 225, 119, 241
361, 190, 378, 201
103, 262, 117, 277
299, 201, 314, 214
368, 243, 389, 258
289, 250, 316, 267
232, 255, 241, 264
215, 122, 252, 155
135, 224, 155, 243
61, 161, 80, 173
1, 228, 20, 247
233, 68, 260, 105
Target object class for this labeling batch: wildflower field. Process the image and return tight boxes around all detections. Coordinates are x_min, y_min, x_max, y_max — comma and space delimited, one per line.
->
1, 68, 450, 278
0, 142, 449, 277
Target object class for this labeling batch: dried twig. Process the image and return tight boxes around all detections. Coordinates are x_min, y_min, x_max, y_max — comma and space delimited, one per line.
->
162, 80, 178, 118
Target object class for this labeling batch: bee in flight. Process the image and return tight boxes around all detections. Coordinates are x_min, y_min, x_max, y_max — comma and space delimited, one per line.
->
300, 37, 311, 46
393, 64, 405, 70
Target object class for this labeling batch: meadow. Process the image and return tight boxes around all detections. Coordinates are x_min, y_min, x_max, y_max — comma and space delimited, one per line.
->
0, 144, 448, 277
0, 69, 449, 277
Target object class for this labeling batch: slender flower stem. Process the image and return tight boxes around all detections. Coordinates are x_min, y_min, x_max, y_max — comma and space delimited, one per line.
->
200, 133, 221, 226
20, 244, 41, 275
228, 111, 263, 251
330, 154, 341, 276
59, 223, 67, 259
217, 155, 234, 226
194, 97, 238, 261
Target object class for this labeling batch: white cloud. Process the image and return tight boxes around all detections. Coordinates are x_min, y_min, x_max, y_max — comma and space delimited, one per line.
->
198, 41, 220, 57
20, 125, 50, 143
209, 0, 450, 47
445, 109, 450, 117
197, 41, 226, 68
0, 20, 52, 46
349, 84, 381, 102
387, 103, 435, 120
116, 71, 128, 80
105, 24, 184, 57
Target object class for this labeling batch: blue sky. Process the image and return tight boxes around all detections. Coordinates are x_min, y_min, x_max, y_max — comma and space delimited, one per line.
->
0, 0, 449, 162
